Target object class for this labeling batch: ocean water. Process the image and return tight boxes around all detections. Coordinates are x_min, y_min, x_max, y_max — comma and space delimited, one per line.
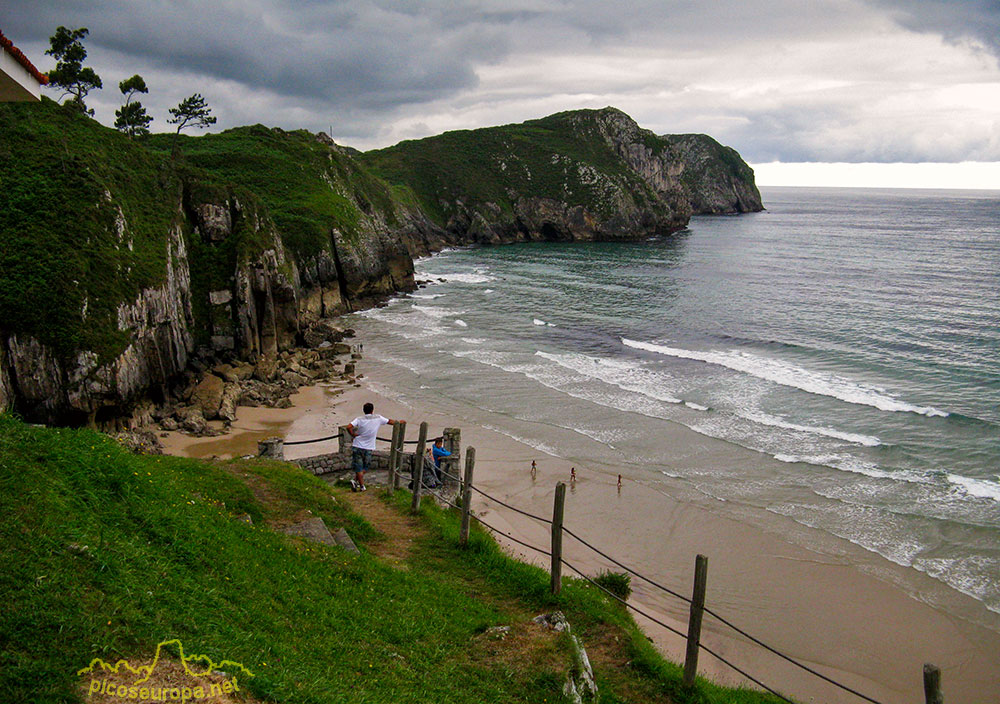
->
351, 186, 1000, 618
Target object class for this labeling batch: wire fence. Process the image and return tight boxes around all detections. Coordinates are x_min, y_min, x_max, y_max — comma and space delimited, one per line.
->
287, 428, 893, 704
431, 463, 884, 704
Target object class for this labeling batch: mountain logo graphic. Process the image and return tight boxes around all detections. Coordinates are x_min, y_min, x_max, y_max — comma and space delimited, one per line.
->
79, 639, 254, 700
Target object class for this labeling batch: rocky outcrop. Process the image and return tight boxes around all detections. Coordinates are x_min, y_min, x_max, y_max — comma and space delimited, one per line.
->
582, 108, 762, 215
0, 223, 194, 425
662, 133, 763, 213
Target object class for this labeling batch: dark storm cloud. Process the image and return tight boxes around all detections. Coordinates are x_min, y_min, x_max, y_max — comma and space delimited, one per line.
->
3, 1, 506, 107
873, 0, 1000, 57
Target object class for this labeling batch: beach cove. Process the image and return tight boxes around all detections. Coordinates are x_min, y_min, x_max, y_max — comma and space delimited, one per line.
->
160, 345, 1000, 704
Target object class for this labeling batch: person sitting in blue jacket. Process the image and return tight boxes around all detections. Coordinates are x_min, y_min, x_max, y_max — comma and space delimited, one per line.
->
429, 437, 451, 484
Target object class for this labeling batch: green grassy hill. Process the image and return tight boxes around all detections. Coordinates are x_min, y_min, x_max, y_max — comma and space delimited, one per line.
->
0, 414, 788, 704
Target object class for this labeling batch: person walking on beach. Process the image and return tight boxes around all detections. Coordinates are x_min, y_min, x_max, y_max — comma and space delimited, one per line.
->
531, 460, 537, 476
346, 402, 397, 491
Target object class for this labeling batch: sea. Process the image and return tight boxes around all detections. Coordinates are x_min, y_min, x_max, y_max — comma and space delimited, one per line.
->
350, 186, 1000, 621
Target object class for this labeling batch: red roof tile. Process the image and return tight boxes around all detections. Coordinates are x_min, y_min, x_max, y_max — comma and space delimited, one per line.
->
0, 29, 49, 85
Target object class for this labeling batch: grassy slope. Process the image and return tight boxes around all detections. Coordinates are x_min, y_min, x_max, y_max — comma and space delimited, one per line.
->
0, 98, 179, 361
361, 110, 664, 228
0, 415, 789, 704
148, 127, 412, 256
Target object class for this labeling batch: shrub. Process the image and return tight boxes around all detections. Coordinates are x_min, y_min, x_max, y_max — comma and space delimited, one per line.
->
594, 570, 632, 600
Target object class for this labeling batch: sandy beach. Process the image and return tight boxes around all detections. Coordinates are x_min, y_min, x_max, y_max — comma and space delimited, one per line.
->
160, 355, 1000, 704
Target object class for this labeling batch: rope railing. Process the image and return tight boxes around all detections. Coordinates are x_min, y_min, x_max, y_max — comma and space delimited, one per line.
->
283, 432, 342, 446
430, 464, 885, 704
283, 431, 441, 447
286, 427, 890, 704
560, 557, 796, 704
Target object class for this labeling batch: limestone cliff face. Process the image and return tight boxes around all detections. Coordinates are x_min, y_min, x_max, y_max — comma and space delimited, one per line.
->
0, 223, 194, 424
662, 133, 763, 213
0, 129, 420, 425
568, 108, 762, 215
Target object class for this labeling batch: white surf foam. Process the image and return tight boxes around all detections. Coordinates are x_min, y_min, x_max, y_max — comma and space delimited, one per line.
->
746, 412, 881, 447
773, 453, 894, 479
535, 350, 684, 405
412, 304, 465, 320
461, 337, 486, 345
533, 318, 556, 327
622, 338, 949, 418
684, 401, 709, 411
410, 293, 444, 300
947, 474, 1000, 502
454, 319, 468, 327
481, 424, 564, 458
431, 271, 495, 284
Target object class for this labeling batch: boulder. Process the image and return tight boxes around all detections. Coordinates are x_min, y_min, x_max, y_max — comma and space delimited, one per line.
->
212, 363, 240, 384
303, 319, 347, 349
281, 371, 308, 387
190, 374, 225, 418
178, 407, 208, 434
231, 363, 255, 381
253, 356, 278, 382
218, 383, 241, 422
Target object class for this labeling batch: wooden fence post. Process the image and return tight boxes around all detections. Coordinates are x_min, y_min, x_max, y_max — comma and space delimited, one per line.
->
683, 554, 709, 686
393, 421, 407, 490
923, 663, 943, 704
410, 421, 429, 512
459, 447, 476, 546
442, 427, 461, 487
387, 422, 401, 496
550, 482, 566, 595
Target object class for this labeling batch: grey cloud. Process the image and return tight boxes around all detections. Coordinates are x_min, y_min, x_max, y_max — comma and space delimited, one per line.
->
872, 0, 1000, 57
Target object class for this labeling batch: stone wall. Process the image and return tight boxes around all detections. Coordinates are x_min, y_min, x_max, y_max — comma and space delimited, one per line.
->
294, 449, 420, 477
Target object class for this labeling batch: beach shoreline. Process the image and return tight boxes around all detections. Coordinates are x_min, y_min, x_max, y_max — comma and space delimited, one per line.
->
159, 348, 1000, 704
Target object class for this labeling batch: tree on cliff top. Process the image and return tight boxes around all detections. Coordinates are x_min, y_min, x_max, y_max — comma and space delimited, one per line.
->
168, 93, 216, 133
168, 93, 217, 153
114, 74, 152, 137
45, 26, 102, 115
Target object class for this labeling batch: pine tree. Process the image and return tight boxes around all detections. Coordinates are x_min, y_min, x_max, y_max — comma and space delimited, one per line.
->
114, 74, 152, 137
167, 94, 217, 134
45, 26, 102, 115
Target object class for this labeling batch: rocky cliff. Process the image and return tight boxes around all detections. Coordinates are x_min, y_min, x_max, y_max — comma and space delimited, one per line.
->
361, 107, 762, 245
0, 100, 761, 426
0, 100, 428, 425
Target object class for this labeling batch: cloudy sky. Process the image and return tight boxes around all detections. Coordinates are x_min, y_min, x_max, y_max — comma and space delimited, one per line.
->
6, 1, 1000, 187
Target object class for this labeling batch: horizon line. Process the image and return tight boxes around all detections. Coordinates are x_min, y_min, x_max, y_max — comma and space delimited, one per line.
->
750, 161, 1000, 191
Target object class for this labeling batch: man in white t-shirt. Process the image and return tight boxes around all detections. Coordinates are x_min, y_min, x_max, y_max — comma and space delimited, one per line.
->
346, 402, 398, 491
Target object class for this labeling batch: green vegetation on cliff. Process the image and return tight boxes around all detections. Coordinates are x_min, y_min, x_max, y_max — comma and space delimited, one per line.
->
148, 126, 410, 257
0, 101, 415, 365
362, 108, 671, 229
0, 98, 178, 360
0, 415, 787, 703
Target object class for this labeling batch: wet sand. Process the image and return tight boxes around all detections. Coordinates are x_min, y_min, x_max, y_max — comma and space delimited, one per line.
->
162, 359, 1000, 704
